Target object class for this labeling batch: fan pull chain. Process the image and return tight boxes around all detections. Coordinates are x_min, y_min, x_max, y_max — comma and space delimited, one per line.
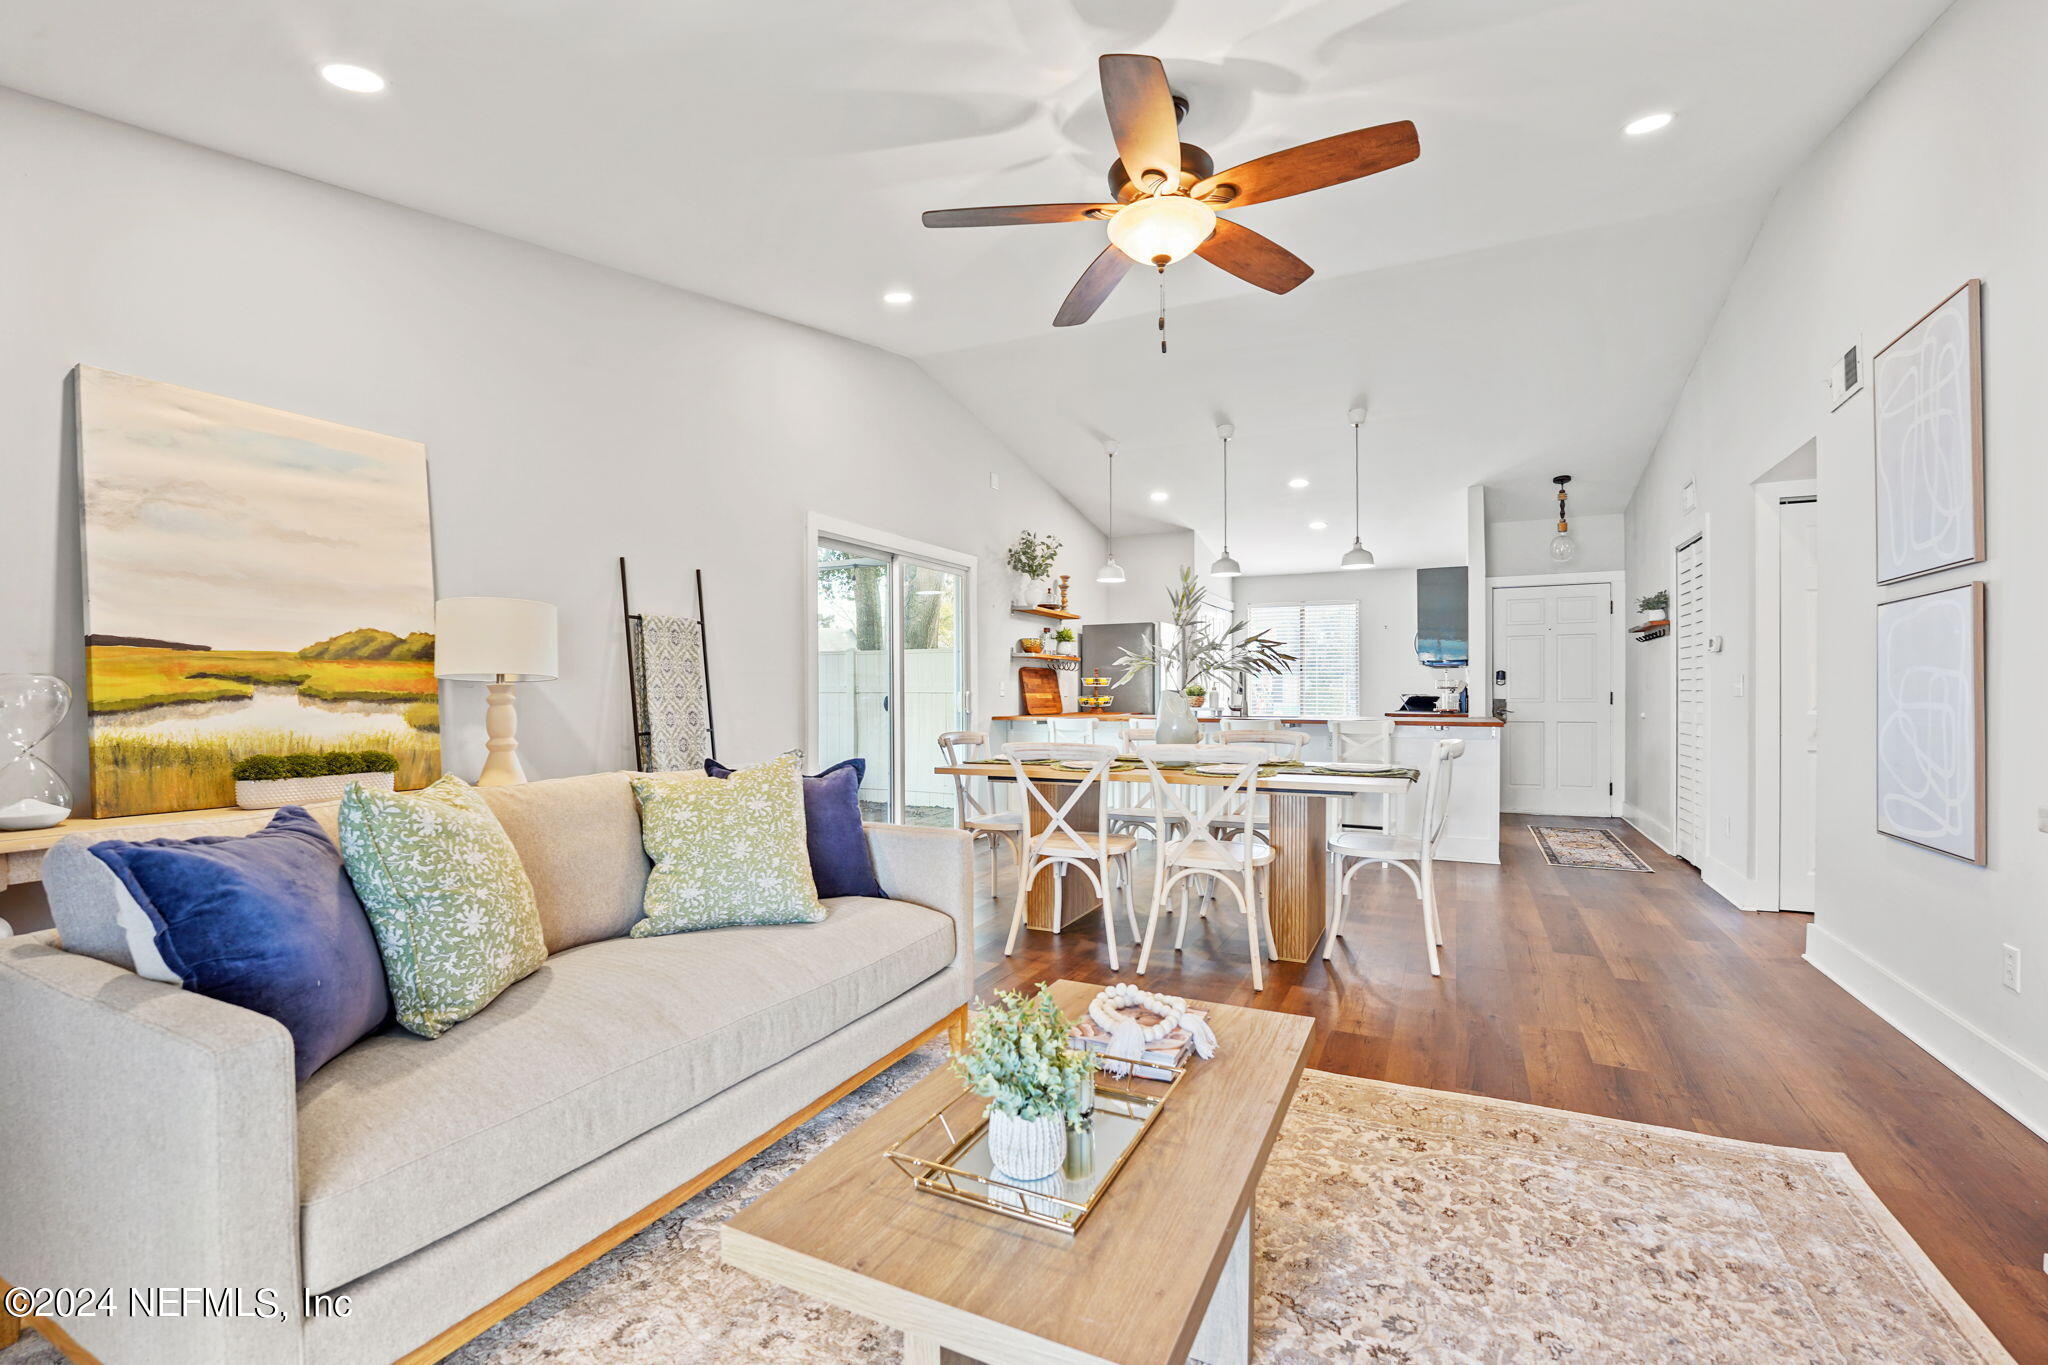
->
1156, 264, 1168, 354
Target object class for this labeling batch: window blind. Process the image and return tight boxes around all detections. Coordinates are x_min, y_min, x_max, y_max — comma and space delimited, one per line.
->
1244, 601, 1360, 717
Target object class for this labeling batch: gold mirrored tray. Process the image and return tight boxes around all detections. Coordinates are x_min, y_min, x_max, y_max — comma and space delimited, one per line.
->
882, 1059, 1183, 1234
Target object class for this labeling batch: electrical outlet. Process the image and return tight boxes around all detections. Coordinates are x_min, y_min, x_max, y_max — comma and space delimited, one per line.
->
2002, 944, 2022, 994
989, 472, 1001, 490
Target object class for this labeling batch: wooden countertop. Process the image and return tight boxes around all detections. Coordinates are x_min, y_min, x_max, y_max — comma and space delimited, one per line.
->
989, 713, 1331, 725
1385, 713, 1505, 727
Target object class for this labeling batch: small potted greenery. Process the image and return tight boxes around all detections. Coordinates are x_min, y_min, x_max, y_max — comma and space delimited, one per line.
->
1006, 531, 1062, 608
232, 750, 400, 810
1053, 626, 1077, 654
953, 986, 1094, 1181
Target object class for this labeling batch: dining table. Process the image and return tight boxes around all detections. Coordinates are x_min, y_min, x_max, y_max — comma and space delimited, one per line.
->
933, 759, 1416, 963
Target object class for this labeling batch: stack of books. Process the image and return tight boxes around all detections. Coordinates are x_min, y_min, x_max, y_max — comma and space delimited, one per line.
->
1069, 1009, 1207, 1081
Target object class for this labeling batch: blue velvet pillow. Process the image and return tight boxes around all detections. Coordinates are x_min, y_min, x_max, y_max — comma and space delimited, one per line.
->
90, 807, 391, 1081
703, 757, 886, 900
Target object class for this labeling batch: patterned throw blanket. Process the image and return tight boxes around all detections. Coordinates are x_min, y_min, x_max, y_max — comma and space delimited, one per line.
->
631, 613, 712, 772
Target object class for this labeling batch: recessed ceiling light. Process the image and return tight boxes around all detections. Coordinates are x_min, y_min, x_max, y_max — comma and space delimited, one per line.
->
319, 63, 387, 94
1308, 520, 1328, 530
1624, 111, 1674, 136
881, 290, 914, 305
1287, 477, 1309, 489
1148, 490, 1169, 503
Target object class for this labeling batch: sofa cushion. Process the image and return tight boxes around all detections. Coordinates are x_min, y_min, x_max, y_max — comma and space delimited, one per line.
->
631, 756, 825, 936
294, 894, 955, 1293
705, 757, 886, 900
479, 772, 650, 952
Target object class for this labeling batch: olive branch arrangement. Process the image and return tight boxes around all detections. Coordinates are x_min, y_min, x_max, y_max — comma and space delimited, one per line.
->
1112, 568, 1295, 694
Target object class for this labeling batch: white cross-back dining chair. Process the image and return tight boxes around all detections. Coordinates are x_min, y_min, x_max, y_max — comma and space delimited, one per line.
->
1329, 717, 1398, 831
1203, 727, 1307, 844
1000, 744, 1143, 969
1325, 736, 1464, 976
938, 731, 1024, 884
1102, 726, 1183, 841
1132, 743, 1279, 991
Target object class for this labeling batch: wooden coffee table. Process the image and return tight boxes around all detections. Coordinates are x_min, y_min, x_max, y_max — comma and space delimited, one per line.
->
722, 980, 1312, 1365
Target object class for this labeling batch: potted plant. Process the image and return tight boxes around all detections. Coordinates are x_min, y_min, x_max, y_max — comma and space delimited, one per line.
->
1113, 569, 1294, 742
1006, 531, 1062, 608
1183, 682, 1208, 713
953, 986, 1095, 1181
232, 750, 400, 810
1053, 626, 1076, 654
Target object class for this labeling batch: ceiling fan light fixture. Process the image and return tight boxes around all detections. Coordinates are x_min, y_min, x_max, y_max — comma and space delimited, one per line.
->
1106, 192, 1216, 266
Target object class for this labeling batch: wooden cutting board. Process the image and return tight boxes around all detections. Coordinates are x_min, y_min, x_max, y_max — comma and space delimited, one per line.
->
1018, 666, 1064, 716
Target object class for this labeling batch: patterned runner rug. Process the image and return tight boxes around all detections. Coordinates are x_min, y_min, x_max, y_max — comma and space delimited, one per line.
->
3, 1049, 2009, 1363
1531, 824, 1656, 871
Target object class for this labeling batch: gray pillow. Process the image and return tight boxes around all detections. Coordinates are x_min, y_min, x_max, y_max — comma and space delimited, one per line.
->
41, 836, 178, 981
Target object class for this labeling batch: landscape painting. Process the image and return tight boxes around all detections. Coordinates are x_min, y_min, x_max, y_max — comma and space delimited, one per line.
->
77, 367, 440, 817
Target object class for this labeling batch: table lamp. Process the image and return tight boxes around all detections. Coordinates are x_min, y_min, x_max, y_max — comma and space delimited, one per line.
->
434, 597, 559, 786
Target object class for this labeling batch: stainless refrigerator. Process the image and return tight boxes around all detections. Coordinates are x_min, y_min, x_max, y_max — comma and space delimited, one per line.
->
1080, 622, 1180, 714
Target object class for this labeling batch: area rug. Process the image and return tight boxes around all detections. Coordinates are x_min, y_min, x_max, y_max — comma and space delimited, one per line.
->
1531, 823, 1655, 871
1, 1051, 2009, 1365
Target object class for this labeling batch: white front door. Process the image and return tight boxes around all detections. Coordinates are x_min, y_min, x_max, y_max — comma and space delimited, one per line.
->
1777, 502, 1819, 912
1492, 582, 1613, 816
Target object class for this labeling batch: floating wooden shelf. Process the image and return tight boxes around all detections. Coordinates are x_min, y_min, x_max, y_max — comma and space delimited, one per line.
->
1012, 605, 1080, 620
1014, 652, 1080, 666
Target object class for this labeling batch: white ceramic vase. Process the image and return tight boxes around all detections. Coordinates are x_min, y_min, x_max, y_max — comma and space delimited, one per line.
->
987, 1109, 1067, 1182
1011, 571, 1042, 609
1156, 688, 1201, 744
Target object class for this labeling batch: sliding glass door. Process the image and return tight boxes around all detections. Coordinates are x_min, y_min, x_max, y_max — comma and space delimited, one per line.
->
814, 535, 970, 825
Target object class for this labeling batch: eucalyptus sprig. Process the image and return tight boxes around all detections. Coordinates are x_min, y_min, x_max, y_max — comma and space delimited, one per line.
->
1005, 531, 1062, 580
952, 985, 1093, 1124
1113, 568, 1296, 692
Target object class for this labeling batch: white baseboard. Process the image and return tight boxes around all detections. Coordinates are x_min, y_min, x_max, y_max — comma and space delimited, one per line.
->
1805, 924, 2048, 1144
1702, 857, 1758, 912
1435, 834, 1500, 866
1621, 807, 1675, 855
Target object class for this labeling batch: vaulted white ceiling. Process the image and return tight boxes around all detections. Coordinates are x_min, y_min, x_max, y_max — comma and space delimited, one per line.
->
0, 0, 1953, 571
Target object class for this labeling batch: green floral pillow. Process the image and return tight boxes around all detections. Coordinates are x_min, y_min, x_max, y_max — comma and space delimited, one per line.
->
632, 754, 825, 936
339, 774, 547, 1039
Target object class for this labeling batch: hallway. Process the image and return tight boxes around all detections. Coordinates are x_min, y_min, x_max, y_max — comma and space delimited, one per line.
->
978, 814, 2048, 1356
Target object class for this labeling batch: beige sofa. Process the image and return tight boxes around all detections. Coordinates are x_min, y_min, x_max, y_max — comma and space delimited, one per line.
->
0, 772, 974, 1365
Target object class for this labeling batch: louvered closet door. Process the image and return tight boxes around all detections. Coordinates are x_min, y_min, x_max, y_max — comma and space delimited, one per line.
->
1673, 535, 1708, 863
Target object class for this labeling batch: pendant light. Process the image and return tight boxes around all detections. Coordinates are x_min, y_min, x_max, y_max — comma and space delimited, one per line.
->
1340, 407, 1376, 569
1209, 423, 1241, 578
1095, 442, 1126, 583
1549, 474, 1578, 563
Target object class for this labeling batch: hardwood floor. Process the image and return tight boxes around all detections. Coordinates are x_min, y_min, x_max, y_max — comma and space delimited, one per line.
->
975, 813, 2048, 1358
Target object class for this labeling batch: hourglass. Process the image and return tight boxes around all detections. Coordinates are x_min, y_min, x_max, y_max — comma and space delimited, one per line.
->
0, 674, 74, 830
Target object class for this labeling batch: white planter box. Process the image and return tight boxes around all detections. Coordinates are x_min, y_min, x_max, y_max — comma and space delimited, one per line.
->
234, 771, 395, 810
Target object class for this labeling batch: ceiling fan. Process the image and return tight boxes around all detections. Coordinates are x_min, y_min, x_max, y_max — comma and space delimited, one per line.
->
921, 54, 1420, 328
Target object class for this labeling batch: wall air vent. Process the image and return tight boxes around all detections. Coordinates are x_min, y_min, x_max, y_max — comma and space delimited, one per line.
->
1826, 338, 1864, 411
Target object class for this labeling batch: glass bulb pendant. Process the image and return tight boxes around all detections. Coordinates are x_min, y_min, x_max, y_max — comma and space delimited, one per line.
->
0, 674, 73, 830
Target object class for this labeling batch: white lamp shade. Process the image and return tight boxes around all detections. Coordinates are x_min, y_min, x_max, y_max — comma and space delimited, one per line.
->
434, 597, 559, 682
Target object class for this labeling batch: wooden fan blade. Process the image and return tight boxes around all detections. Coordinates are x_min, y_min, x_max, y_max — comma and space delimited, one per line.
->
922, 203, 1116, 228
1193, 120, 1419, 207
1195, 218, 1313, 294
1099, 54, 1180, 188
1054, 244, 1135, 327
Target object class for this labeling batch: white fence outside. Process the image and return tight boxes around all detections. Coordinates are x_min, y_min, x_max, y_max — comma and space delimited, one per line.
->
816, 647, 965, 812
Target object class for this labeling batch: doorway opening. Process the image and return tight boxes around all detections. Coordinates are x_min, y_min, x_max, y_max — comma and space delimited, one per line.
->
810, 523, 974, 827
1754, 442, 1820, 913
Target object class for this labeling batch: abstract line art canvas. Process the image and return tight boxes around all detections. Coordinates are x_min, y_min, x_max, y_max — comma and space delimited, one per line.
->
77, 367, 441, 817
1875, 581, 1985, 864
1872, 280, 1984, 584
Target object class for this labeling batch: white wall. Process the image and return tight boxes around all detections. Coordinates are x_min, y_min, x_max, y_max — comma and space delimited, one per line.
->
1622, 0, 2048, 1133
1229, 569, 1449, 714
0, 91, 1105, 815
1487, 513, 1626, 577
1102, 530, 1232, 624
